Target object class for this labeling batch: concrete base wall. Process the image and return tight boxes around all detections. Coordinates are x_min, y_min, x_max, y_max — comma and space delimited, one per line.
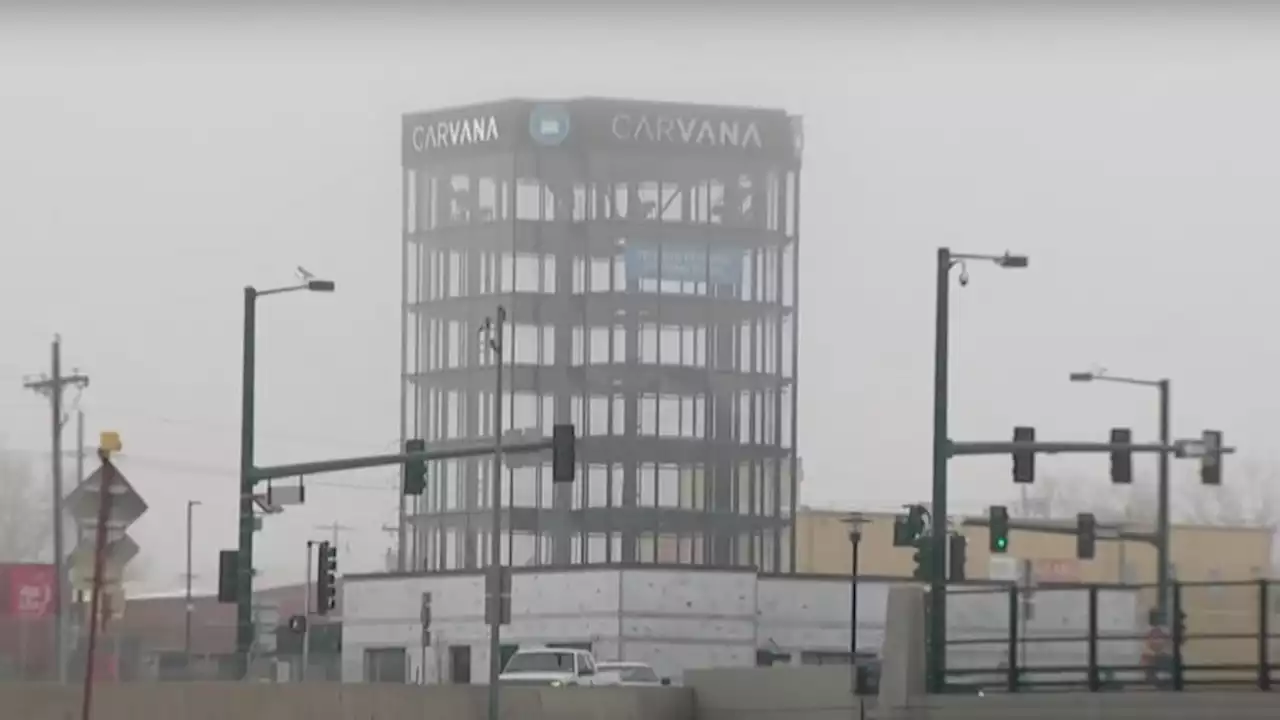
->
686, 666, 868, 720
686, 667, 1280, 720
0, 682, 695, 720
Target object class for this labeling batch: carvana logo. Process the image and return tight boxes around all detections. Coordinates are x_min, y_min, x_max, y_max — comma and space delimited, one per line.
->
528, 104, 571, 146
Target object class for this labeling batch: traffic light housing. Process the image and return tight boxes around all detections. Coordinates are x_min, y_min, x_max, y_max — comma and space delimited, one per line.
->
403, 438, 426, 495
315, 541, 338, 615
894, 504, 927, 547
1012, 426, 1035, 483
217, 549, 239, 603
947, 534, 967, 581
893, 516, 915, 547
989, 505, 1010, 553
911, 538, 934, 581
1109, 428, 1132, 484
1076, 512, 1097, 560
1200, 430, 1223, 486
552, 423, 576, 483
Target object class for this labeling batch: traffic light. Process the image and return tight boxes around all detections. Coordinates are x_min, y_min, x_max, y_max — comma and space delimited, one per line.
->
911, 538, 934, 581
1076, 512, 1097, 560
1012, 426, 1035, 483
403, 438, 426, 495
894, 504, 927, 546
217, 549, 239, 603
989, 505, 1010, 553
893, 516, 915, 547
948, 534, 967, 581
1109, 428, 1132, 485
315, 541, 338, 615
1200, 430, 1223, 486
552, 424, 576, 483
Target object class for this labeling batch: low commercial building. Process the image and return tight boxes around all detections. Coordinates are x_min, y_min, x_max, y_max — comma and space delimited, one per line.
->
339, 564, 1141, 684
795, 507, 1278, 669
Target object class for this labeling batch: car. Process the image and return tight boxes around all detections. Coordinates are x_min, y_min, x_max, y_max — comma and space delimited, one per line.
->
497, 647, 609, 687
595, 661, 671, 686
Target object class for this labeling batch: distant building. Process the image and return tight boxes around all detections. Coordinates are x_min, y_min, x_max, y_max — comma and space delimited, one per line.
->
109, 582, 343, 681
399, 97, 804, 573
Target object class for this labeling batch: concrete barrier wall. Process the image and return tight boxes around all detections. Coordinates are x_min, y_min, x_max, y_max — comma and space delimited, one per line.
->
0, 682, 695, 720
7, 679, 1280, 720
686, 666, 868, 720
686, 667, 1280, 720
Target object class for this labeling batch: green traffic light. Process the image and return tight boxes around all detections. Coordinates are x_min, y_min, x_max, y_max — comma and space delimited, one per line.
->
996, 537, 1007, 550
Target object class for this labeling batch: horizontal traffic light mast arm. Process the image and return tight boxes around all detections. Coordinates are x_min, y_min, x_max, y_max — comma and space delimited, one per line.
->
249, 438, 555, 483
948, 440, 1236, 457
962, 517, 1157, 544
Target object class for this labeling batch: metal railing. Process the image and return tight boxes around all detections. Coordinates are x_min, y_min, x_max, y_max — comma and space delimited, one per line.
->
942, 579, 1279, 692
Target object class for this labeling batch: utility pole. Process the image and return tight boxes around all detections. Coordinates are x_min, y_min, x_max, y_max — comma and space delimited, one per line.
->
23, 334, 89, 684
313, 522, 356, 550
76, 410, 86, 496
380, 524, 402, 572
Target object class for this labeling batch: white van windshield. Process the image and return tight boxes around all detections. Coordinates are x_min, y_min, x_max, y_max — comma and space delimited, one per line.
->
504, 651, 576, 673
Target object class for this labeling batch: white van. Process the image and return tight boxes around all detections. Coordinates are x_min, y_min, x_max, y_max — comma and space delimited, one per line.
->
497, 647, 615, 687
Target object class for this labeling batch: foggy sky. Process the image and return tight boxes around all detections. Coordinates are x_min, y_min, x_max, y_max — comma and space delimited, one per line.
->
2, 5, 1278, 593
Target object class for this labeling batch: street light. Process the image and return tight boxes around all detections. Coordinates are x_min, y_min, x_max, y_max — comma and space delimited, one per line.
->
236, 272, 336, 678
1068, 368, 1171, 620
930, 247, 1028, 693
842, 513, 869, 694
184, 499, 202, 672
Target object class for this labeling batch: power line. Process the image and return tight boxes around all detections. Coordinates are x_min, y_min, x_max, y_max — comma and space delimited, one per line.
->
0, 397, 399, 455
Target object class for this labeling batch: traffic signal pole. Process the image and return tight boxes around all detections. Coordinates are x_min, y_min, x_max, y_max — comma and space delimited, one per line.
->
931, 430, 1228, 691
928, 248, 951, 696
233, 436, 564, 674
236, 287, 258, 681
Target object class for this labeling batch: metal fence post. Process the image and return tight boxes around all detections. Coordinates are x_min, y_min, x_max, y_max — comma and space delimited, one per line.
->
1171, 582, 1184, 691
1259, 579, 1271, 691
1006, 585, 1019, 693
1087, 585, 1099, 692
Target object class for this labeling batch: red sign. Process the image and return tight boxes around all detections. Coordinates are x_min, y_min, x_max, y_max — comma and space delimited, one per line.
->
8, 564, 55, 618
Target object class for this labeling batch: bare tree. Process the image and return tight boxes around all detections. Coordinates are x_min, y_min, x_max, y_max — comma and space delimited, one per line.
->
0, 447, 50, 562
1010, 466, 1278, 529
1011, 472, 1156, 524
1179, 461, 1279, 528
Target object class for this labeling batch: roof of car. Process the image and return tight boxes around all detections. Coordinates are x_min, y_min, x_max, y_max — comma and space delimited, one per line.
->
597, 661, 650, 667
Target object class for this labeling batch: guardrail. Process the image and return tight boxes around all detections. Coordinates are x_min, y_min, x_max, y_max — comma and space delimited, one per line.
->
942, 579, 1278, 693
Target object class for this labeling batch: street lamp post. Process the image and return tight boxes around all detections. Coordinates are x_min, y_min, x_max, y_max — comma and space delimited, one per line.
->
930, 247, 1027, 693
184, 499, 202, 671
1068, 370, 1172, 620
236, 273, 335, 679
843, 514, 867, 694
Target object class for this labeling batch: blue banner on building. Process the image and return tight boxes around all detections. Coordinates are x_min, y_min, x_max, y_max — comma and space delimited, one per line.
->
625, 244, 743, 286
